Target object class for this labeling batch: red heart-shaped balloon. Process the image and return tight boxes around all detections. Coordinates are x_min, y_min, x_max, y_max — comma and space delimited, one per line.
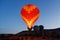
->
21, 4, 40, 29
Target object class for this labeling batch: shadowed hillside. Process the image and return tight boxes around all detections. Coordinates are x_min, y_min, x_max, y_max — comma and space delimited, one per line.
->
0, 25, 60, 40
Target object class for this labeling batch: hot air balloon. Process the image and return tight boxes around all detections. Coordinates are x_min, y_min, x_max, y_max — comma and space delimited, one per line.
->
21, 4, 40, 31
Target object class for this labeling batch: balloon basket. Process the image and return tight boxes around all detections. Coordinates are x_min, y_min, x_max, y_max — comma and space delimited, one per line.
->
27, 27, 32, 31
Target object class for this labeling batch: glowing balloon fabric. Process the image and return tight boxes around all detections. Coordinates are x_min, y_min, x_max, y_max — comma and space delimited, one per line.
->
21, 4, 40, 29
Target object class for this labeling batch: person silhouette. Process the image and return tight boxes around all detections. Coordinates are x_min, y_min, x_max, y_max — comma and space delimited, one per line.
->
39, 25, 44, 36
33, 25, 39, 32
33, 25, 39, 36
39, 25, 44, 31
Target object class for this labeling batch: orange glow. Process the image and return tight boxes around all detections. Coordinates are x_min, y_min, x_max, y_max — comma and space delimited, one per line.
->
21, 4, 40, 29
22, 14, 39, 28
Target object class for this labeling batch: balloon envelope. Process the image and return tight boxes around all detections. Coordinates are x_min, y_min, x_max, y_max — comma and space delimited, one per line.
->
21, 4, 40, 29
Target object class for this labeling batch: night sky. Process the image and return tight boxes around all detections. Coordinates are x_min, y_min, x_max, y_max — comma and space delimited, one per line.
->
0, 0, 60, 34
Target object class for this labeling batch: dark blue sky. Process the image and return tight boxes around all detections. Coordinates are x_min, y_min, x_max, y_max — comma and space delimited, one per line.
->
0, 0, 60, 34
